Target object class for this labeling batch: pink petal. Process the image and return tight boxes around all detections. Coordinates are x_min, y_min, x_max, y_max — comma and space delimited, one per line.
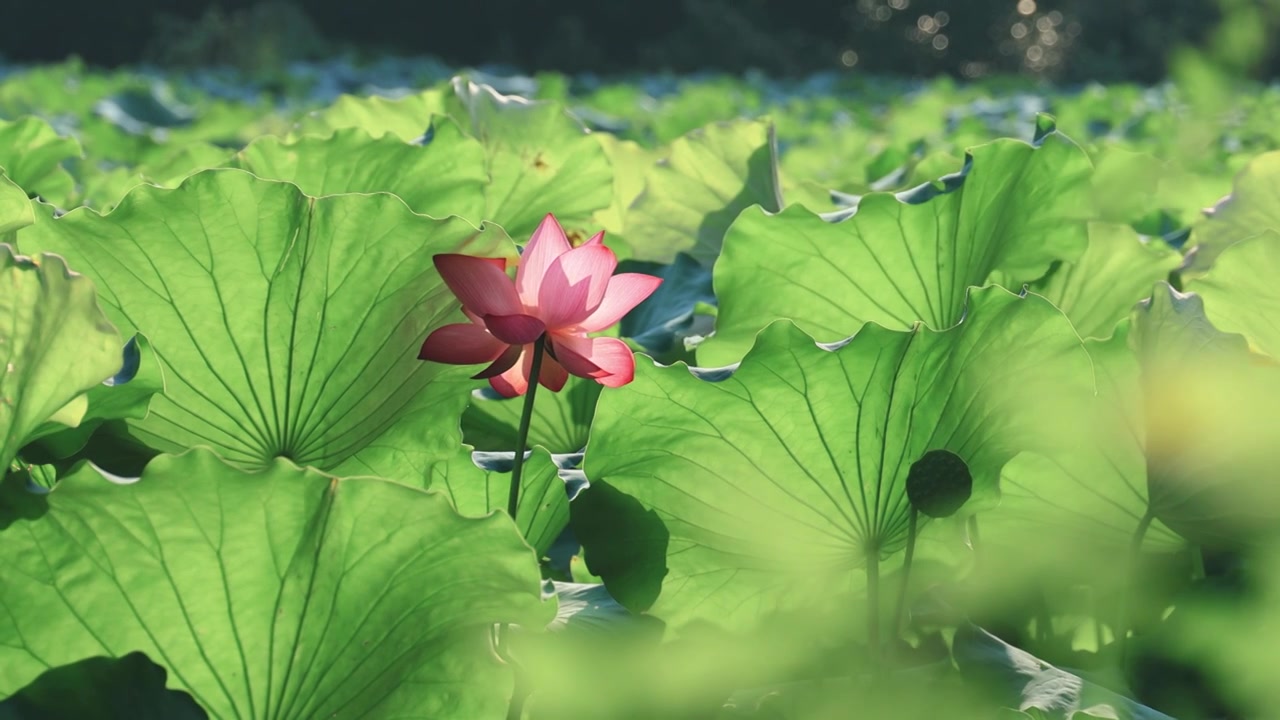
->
489, 346, 533, 398
538, 245, 617, 329
473, 343, 524, 379
576, 273, 664, 332
548, 332, 607, 379
553, 335, 637, 387
516, 214, 572, 306
583, 230, 605, 247
583, 337, 638, 388
419, 323, 507, 365
434, 254, 523, 318
538, 354, 569, 392
483, 313, 546, 345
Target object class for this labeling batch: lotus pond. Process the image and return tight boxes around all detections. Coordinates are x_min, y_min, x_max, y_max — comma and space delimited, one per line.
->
3, 60, 1280, 719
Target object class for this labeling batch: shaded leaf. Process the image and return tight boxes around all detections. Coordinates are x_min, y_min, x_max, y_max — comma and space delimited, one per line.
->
428, 445, 570, 556
0, 246, 121, 471
954, 625, 1175, 719
462, 379, 601, 455
0, 653, 206, 720
577, 288, 1093, 628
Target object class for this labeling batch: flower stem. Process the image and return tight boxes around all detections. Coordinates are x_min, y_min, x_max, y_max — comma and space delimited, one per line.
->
508, 335, 547, 521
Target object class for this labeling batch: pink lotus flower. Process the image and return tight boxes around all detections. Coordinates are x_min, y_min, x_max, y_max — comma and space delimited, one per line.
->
420, 214, 662, 398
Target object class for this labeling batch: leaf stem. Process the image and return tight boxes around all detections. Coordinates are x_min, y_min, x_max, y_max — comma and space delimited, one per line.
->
508, 335, 547, 520
892, 509, 919, 639
1118, 507, 1156, 665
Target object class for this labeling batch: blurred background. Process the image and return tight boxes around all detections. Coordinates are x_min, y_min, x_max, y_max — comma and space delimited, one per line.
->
2, 0, 1275, 82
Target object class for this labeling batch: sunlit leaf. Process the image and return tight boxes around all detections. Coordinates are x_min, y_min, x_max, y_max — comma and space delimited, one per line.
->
0, 449, 551, 718
702, 122, 1093, 365
624, 119, 783, 266
1187, 150, 1280, 273
16, 169, 510, 474
0, 116, 81, 207
1187, 230, 1280, 360
1030, 223, 1181, 340
230, 121, 487, 223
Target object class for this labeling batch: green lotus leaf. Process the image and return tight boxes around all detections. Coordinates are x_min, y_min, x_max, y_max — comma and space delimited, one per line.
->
19, 334, 165, 466
445, 78, 614, 241
428, 445, 570, 555
624, 119, 783, 266
591, 133, 656, 258
576, 287, 1093, 628
81, 141, 230, 210
701, 122, 1093, 365
1030, 223, 1181, 340
1, 246, 122, 471
294, 88, 448, 142
16, 169, 510, 474
988, 325, 1184, 567
0, 653, 206, 720
1131, 284, 1280, 548
462, 377, 601, 456
1188, 151, 1280, 274
229, 121, 487, 223
1187, 230, 1280, 360
0, 449, 550, 718
0, 116, 81, 207
0, 173, 33, 238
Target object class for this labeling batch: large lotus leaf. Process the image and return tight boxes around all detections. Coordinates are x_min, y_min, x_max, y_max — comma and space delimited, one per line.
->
428, 445, 569, 556
1, 246, 121, 471
701, 123, 1093, 365
461, 378, 601, 455
623, 119, 783, 267
954, 625, 1176, 719
15, 169, 511, 473
293, 88, 448, 142
988, 325, 1184, 567
0, 117, 81, 207
591, 134, 657, 257
0, 653, 205, 720
445, 78, 614, 241
0, 173, 33, 237
1132, 285, 1280, 548
81, 142, 231, 210
1187, 230, 1280, 360
229, 121, 487, 223
575, 287, 1094, 628
0, 449, 551, 718
1187, 151, 1280, 273
1030, 223, 1181, 340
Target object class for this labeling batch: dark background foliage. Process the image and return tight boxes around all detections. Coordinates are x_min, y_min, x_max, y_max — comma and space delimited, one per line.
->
0, 0, 1272, 82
